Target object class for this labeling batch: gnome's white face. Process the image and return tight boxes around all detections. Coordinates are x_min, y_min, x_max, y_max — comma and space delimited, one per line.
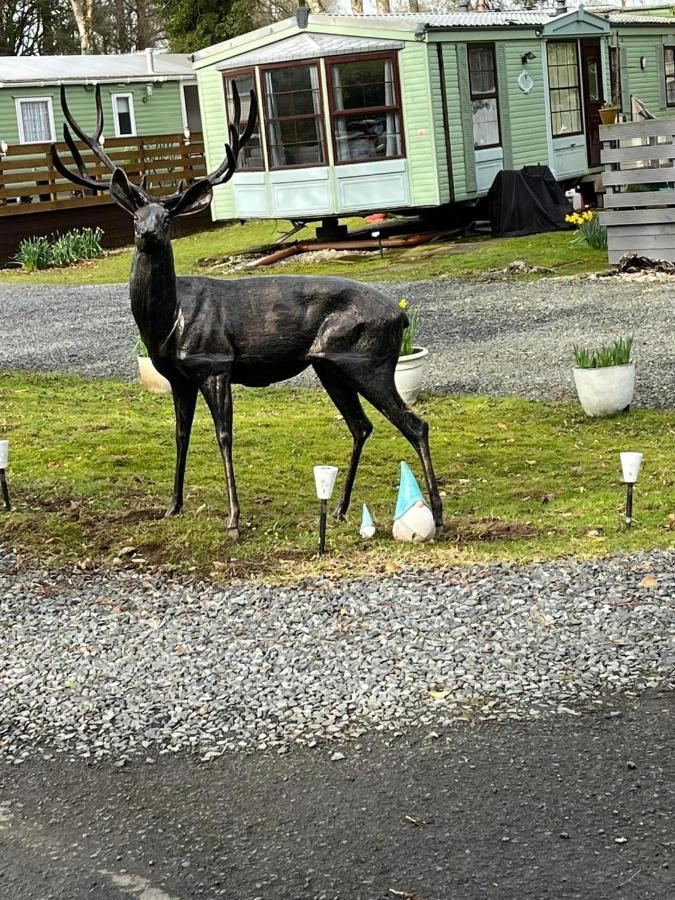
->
392, 500, 436, 543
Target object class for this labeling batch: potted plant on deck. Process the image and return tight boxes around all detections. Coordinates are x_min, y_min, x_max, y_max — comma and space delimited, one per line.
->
599, 100, 619, 126
135, 337, 172, 394
572, 336, 635, 417
395, 299, 429, 404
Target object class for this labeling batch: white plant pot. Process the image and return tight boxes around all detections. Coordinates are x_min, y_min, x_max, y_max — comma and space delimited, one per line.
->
573, 362, 635, 417
137, 356, 172, 394
395, 347, 429, 404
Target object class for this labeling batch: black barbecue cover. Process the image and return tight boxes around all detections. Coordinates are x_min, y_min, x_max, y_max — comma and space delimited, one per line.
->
487, 165, 574, 237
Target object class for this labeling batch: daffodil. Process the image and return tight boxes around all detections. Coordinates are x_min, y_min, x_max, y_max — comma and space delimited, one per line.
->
399, 298, 409, 309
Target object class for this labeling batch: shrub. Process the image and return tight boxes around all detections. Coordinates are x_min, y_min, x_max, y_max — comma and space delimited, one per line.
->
573, 336, 633, 369
14, 227, 104, 270
565, 210, 608, 250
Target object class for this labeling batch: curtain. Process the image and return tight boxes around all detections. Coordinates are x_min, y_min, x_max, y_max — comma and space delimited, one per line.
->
264, 70, 284, 167
309, 64, 322, 163
20, 100, 52, 142
384, 59, 398, 157
332, 66, 349, 161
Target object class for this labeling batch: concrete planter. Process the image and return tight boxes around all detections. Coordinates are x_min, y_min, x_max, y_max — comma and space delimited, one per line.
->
573, 362, 635, 417
137, 356, 171, 394
395, 347, 429, 404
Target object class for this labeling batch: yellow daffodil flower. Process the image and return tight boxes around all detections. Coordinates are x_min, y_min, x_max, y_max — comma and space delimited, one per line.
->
399, 299, 409, 309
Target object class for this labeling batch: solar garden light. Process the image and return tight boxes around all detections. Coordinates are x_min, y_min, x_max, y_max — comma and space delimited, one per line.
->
0, 440, 10, 511
371, 230, 384, 257
313, 465, 338, 554
620, 452, 643, 528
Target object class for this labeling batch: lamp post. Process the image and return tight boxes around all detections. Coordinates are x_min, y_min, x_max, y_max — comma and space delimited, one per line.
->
0, 441, 10, 511
313, 465, 338, 554
620, 452, 642, 528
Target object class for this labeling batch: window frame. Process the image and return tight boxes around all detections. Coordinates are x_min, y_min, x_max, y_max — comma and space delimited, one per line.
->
665, 46, 675, 108
260, 58, 327, 171
325, 50, 405, 166
111, 92, 137, 138
221, 67, 265, 171
15, 95, 56, 144
547, 40, 584, 139
467, 42, 501, 151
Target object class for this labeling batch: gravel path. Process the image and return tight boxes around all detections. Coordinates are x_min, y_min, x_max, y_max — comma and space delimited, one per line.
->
1, 276, 674, 407
1, 547, 672, 764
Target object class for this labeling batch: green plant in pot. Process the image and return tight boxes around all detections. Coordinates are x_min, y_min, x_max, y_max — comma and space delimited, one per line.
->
599, 99, 619, 125
395, 299, 428, 404
572, 336, 634, 417
134, 336, 171, 394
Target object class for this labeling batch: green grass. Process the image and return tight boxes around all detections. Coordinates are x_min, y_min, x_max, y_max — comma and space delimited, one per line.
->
0, 220, 607, 286
1, 372, 673, 581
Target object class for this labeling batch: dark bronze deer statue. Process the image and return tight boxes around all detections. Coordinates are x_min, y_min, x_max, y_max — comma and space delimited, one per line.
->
52, 85, 442, 539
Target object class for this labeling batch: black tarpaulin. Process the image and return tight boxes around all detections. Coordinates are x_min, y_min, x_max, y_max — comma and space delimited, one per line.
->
487, 165, 574, 237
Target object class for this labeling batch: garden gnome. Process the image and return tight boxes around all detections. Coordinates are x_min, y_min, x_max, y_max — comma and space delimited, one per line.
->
392, 461, 436, 543
360, 503, 376, 539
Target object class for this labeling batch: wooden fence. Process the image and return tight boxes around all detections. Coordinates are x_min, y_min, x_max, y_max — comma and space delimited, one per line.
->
0, 132, 206, 216
599, 118, 675, 264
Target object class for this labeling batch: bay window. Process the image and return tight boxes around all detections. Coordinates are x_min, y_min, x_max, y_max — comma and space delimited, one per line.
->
548, 42, 583, 136
263, 63, 325, 168
327, 54, 402, 163
468, 45, 500, 149
224, 70, 263, 169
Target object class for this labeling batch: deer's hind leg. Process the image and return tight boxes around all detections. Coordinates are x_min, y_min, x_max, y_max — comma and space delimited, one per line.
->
313, 361, 373, 521
200, 373, 240, 539
165, 378, 198, 518
326, 360, 443, 527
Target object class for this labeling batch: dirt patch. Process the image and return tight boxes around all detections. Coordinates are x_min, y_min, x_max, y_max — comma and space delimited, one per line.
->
439, 516, 537, 544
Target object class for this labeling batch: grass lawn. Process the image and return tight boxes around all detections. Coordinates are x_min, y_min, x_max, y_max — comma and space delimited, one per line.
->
0, 220, 607, 286
1, 372, 673, 581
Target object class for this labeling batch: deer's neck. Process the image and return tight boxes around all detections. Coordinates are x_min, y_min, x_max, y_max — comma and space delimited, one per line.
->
130, 241, 178, 353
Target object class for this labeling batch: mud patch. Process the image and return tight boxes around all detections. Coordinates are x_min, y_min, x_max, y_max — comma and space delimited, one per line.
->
439, 516, 537, 544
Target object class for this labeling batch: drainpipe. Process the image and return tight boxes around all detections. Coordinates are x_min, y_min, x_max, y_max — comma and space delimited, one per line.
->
145, 47, 155, 74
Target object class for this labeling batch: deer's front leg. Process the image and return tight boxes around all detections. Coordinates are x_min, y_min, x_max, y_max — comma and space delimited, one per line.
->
200, 373, 240, 540
165, 379, 198, 518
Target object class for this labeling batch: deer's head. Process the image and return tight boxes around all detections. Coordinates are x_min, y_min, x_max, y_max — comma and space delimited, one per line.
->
51, 83, 256, 254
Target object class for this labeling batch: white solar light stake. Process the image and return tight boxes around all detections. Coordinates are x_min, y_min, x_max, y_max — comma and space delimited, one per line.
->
0, 440, 10, 511
620, 452, 643, 528
313, 466, 338, 554
371, 230, 384, 257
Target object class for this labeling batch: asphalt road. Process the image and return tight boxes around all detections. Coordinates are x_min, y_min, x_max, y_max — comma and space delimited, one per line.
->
0, 692, 672, 900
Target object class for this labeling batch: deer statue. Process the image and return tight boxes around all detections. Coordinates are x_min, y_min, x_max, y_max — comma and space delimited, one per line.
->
52, 85, 442, 539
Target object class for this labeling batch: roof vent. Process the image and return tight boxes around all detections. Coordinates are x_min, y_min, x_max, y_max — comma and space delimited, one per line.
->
458, 0, 470, 10
145, 47, 155, 74
296, 3, 309, 29
554, 0, 568, 15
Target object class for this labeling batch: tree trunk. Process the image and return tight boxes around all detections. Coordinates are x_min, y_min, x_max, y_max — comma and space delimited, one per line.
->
376, 0, 391, 13
68, 0, 94, 52
351, 0, 364, 12
409, 0, 421, 12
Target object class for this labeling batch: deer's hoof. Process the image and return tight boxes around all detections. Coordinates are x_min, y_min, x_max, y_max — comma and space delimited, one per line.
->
332, 506, 347, 522
164, 502, 182, 518
227, 526, 240, 541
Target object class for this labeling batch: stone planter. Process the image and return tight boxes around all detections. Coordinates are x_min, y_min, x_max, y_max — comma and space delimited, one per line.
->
599, 107, 619, 125
137, 356, 172, 394
573, 362, 635, 417
395, 347, 429, 404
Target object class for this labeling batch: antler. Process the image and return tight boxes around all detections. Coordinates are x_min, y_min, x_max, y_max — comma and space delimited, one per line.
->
51, 84, 149, 203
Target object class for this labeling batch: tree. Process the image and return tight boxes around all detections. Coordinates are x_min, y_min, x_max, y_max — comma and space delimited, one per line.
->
0, 1, 79, 55
68, 0, 94, 52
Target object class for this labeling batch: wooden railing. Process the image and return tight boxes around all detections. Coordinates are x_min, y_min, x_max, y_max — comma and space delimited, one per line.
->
0, 132, 206, 217
599, 119, 675, 264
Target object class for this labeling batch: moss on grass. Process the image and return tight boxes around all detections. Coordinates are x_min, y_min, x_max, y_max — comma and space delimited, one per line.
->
1, 372, 673, 580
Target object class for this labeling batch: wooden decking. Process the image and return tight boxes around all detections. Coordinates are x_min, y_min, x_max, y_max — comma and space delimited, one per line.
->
0, 133, 210, 262
599, 119, 675, 264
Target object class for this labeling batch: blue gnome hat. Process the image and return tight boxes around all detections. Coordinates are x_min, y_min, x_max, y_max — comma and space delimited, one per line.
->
394, 461, 424, 520
361, 503, 374, 529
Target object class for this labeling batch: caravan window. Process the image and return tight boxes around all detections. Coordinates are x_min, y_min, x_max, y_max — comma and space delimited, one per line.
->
262, 63, 325, 168
548, 42, 583, 136
665, 47, 675, 106
16, 97, 55, 144
468, 45, 500, 149
327, 54, 403, 163
224, 71, 263, 169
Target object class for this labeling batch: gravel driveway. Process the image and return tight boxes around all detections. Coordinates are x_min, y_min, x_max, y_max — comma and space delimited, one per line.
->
1, 546, 672, 765
1, 275, 674, 407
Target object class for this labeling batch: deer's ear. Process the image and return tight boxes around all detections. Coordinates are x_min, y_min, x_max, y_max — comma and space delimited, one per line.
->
167, 179, 213, 218
110, 167, 143, 216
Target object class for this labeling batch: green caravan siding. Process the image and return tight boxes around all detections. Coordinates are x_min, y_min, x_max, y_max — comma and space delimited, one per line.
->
0, 82, 186, 146
399, 43, 440, 208
196, 66, 235, 220
428, 45, 451, 204
619, 30, 675, 115
439, 43, 467, 200
501, 40, 548, 169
